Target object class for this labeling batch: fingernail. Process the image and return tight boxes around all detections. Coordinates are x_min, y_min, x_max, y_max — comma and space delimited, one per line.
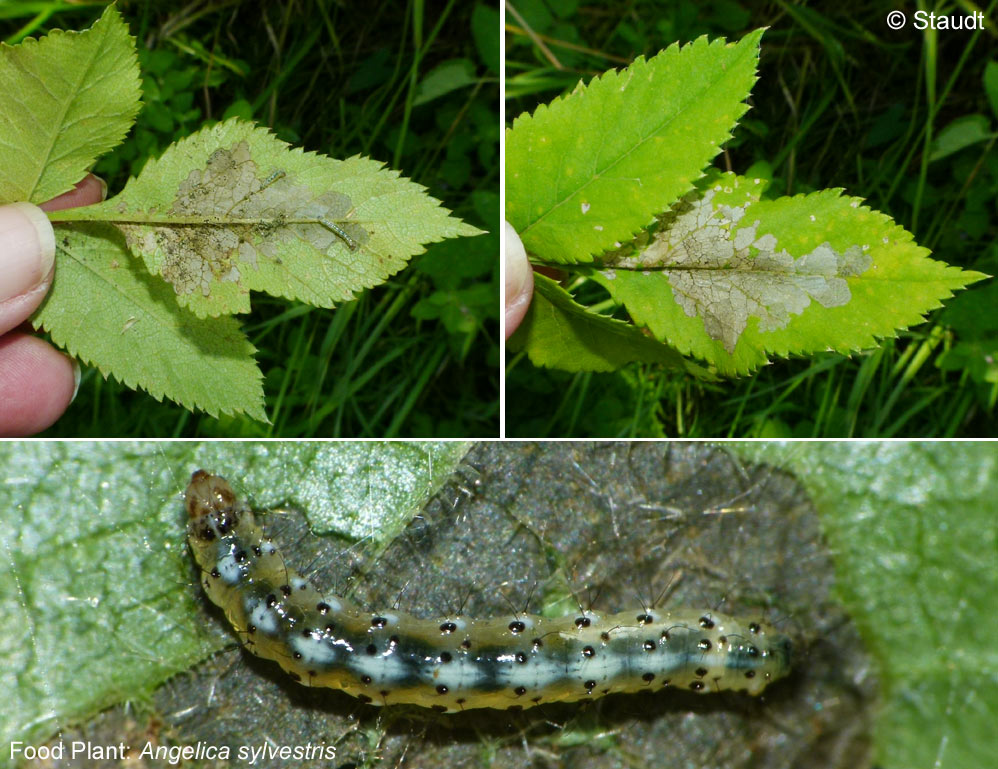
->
95, 174, 108, 200
70, 358, 81, 403
504, 221, 530, 302
0, 202, 55, 302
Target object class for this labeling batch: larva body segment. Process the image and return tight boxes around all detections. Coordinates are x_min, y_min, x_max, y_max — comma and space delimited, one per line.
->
186, 470, 793, 712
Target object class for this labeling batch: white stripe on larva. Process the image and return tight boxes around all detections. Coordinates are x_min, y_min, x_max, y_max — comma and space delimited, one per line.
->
186, 470, 793, 712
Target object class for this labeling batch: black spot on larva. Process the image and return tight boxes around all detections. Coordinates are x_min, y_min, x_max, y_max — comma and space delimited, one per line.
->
460, 639, 472, 650
745, 670, 756, 679
689, 681, 704, 691
308, 670, 316, 677
357, 694, 372, 704
699, 615, 715, 629
297, 582, 307, 591
440, 651, 453, 663
432, 705, 447, 713
514, 686, 527, 696
747, 645, 759, 657
698, 639, 712, 651
317, 602, 330, 614
575, 617, 591, 628
636, 613, 653, 625
516, 652, 528, 664
600, 631, 610, 642
266, 594, 277, 608
253, 546, 262, 556
661, 630, 671, 641
642, 672, 655, 682
508, 620, 526, 634
365, 644, 377, 656
749, 622, 761, 634
456, 697, 466, 706
440, 621, 457, 634
302, 628, 312, 638
380, 690, 389, 698
371, 616, 388, 628
389, 635, 400, 646
719, 635, 727, 644
293, 652, 302, 660
584, 680, 596, 693
210, 568, 220, 579
582, 646, 595, 658
232, 548, 246, 563
436, 684, 448, 694
280, 585, 292, 597
361, 675, 372, 684
324, 623, 335, 634
643, 640, 656, 651
531, 638, 543, 649
695, 667, 708, 677
247, 624, 256, 634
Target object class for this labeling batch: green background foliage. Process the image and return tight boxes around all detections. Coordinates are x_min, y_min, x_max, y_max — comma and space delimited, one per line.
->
505, 0, 998, 437
1, 0, 498, 437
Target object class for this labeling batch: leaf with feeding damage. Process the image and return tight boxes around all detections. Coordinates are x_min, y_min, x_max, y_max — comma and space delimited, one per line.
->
588, 174, 987, 374
53, 119, 483, 317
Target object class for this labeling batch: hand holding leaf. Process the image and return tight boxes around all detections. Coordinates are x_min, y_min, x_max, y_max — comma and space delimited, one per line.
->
0, 6, 482, 422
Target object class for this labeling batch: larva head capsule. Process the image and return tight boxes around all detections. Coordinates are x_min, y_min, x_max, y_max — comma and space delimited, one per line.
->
186, 470, 241, 541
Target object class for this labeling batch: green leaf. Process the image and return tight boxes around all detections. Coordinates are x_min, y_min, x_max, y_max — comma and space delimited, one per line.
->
32, 223, 266, 421
508, 272, 710, 375
52, 119, 484, 318
0, 442, 470, 749
588, 174, 987, 375
413, 59, 477, 106
928, 114, 994, 162
506, 29, 762, 264
471, 3, 500, 74
982, 61, 998, 120
0, 4, 141, 204
733, 442, 998, 769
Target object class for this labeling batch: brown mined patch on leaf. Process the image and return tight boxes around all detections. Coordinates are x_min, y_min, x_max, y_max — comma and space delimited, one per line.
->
602, 189, 872, 353
120, 141, 368, 299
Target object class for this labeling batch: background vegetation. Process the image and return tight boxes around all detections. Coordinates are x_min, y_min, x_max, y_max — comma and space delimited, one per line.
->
2, 0, 498, 437
506, 0, 998, 437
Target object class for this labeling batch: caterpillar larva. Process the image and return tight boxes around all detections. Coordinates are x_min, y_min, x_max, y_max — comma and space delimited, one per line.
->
186, 470, 792, 712
318, 217, 359, 251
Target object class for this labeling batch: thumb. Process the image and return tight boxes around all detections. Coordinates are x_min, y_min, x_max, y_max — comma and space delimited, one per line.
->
0, 202, 55, 334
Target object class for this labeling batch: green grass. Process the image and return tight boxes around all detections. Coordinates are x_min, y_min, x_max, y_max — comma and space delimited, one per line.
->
2, 0, 498, 437
505, 0, 998, 437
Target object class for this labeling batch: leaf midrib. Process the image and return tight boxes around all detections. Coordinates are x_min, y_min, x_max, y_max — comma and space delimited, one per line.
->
26, 22, 107, 202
